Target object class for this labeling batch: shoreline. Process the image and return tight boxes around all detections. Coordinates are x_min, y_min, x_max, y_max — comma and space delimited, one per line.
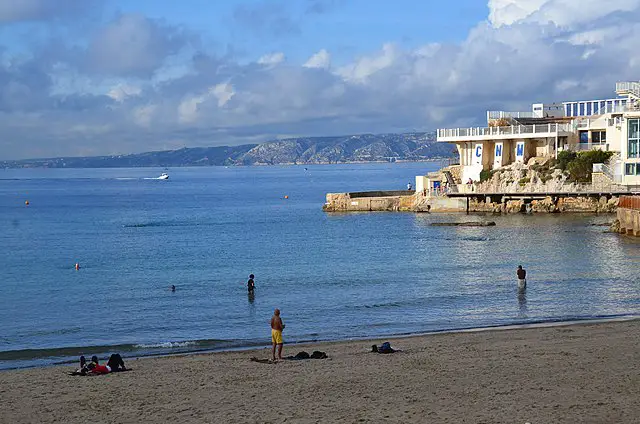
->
1, 319, 638, 423
3, 314, 637, 371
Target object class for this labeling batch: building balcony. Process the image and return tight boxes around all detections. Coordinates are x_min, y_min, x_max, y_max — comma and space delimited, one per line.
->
572, 142, 610, 152
437, 123, 573, 143
486, 111, 536, 121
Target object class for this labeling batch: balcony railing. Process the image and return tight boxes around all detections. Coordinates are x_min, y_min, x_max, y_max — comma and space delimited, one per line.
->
437, 123, 572, 140
573, 143, 608, 152
616, 81, 640, 97
487, 111, 536, 120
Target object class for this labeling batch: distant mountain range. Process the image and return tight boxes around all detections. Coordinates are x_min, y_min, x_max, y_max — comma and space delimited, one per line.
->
1, 132, 456, 168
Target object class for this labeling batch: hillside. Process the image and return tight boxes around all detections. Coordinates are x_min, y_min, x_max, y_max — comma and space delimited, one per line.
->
1, 132, 455, 168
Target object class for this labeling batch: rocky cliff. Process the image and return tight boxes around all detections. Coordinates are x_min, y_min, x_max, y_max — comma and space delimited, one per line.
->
2, 132, 454, 168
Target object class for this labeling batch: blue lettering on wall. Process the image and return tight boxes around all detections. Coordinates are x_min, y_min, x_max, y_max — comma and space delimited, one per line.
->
516, 143, 524, 157
475, 146, 482, 157
495, 144, 502, 157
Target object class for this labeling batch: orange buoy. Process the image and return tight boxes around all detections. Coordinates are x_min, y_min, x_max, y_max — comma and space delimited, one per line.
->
75, 263, 80, 270
25, 200, 29, 206
284, 195, 289, 199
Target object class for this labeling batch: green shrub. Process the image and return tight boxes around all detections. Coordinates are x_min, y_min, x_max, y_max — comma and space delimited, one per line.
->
556, 151, 577, 170
565, 150, 614, 182
479, 169, 493, 182
518, 177, 531, 186
579, 150, 613, 165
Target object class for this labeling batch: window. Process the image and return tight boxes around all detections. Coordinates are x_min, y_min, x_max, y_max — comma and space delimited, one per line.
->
626, 163, 636, 175
592, 131, 606, 144
579, 131, 589, 143
629, 118, 640, 158
586, 103, 592, 115
579, 103, 585, 116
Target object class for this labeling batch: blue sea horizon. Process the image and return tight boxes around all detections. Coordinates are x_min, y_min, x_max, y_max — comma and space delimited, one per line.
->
1, 163, 639, 369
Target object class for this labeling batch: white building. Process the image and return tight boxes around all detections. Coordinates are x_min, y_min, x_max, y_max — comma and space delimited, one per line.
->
436, 81, 640, 187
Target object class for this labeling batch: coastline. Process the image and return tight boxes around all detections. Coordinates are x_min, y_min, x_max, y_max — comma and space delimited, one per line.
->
3, 314, 636, 371
2, 319, 638, 423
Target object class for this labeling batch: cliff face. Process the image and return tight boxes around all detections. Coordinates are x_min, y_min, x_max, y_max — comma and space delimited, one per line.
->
235, 132, 450, 165
2, 132, 455, 168
476, 160, 582, 193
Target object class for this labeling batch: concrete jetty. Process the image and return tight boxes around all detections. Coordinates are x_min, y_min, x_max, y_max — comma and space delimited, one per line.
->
616, 196, 640, 236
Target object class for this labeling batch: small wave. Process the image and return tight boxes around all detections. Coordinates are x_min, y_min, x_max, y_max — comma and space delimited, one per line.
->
134, 341, 198, 349
123, 221, 179, 228
363, 302, 403, 309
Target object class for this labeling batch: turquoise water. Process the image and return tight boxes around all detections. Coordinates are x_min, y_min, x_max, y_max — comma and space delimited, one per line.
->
1, 162, 639, 369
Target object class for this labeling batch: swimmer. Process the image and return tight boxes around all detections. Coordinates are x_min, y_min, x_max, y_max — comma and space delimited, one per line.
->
247, 274, 255, 293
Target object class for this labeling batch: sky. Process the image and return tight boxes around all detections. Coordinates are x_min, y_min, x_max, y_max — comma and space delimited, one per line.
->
1, 0, 640, 159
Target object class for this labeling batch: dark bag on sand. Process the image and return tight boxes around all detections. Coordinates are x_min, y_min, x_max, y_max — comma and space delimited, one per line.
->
294, 351, 310, 360
310, 351, 327, 359
372, 342, 395, 354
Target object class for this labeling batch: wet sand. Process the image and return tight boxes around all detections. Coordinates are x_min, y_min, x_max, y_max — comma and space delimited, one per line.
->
1, 320, 638, 423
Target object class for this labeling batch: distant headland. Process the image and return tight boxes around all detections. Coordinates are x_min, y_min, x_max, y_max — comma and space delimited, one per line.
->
1, 132, 456, 169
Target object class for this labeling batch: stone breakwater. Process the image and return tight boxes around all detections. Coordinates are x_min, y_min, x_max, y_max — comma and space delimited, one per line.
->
323, 191, 619, 214
467, 195, 618, 214
613, 196, 640, 236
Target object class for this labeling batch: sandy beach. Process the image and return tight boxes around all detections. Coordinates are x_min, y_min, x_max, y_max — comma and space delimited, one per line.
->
1, 320, 638, 424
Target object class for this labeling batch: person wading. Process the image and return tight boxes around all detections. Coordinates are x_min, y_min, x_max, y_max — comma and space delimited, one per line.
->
517, 265, 527, 290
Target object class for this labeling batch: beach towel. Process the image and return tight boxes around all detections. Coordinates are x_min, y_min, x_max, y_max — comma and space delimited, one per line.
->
283, 351, 328, 360
69, 368, 131, 376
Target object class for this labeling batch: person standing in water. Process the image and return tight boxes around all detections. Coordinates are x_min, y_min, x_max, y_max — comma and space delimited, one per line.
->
271, 309, 285, 361
247, 274, 255, 293
516, 265, 527, 290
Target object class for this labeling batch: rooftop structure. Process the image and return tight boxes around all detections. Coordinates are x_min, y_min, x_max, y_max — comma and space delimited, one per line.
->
436, 81, 640, 187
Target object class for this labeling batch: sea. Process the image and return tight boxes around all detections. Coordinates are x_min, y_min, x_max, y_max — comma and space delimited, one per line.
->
1, 162, 639, 370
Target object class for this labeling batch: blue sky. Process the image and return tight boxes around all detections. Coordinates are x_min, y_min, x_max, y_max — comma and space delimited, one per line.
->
1, 0, 640, 159
105, 0, 489, 64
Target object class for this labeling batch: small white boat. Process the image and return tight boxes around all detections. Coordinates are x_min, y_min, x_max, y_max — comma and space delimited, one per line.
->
157, 173, 169, 180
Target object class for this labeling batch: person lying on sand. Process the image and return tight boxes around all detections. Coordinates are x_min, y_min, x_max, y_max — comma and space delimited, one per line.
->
371, 342, 396, 354
71, 354, 128, 375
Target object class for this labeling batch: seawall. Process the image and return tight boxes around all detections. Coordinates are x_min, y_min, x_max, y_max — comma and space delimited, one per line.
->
323, 192, 466, 212
323, 191, 618, 213
616, 196, 640, 236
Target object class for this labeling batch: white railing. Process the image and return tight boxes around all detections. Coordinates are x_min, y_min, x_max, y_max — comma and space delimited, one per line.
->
616, 81, 640, 98
437, 123, 572, 139
487, 111, 536, 120
593, 102, 629, 116
593, 163, 623, 183
573, 143, 608, 152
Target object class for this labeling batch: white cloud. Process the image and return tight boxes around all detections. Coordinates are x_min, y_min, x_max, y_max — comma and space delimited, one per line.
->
257, 52, 285, 66
488, 0, 549, 27
337, 43, 398, 83
211, 82, 235, 107
6, 0, 640, 159
133, 104, 156, 127
489, 0, 640, 28
84, 13, 191, 77
107, 84, 142, 102
303, 49, 331, 69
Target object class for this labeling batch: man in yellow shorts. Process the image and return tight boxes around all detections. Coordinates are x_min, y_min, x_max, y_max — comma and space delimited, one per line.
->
271, 308, 285, 361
